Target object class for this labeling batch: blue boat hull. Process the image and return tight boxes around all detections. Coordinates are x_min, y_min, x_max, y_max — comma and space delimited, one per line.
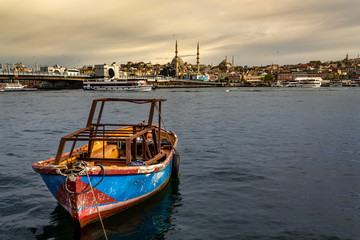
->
37, 156, 174, 227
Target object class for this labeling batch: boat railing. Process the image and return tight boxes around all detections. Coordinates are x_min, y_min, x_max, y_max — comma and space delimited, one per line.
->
54, 124, 169, 165
54, 98, 170, 166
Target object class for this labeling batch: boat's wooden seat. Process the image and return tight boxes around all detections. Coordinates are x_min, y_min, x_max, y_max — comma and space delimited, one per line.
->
90, 144, 119, 159
162, 144, 172, 150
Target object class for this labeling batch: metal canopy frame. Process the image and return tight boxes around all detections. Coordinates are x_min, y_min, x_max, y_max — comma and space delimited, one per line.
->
54, 98, 168, 165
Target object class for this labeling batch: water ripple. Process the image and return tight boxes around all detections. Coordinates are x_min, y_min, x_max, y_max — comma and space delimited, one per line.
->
1, 88, 360, 240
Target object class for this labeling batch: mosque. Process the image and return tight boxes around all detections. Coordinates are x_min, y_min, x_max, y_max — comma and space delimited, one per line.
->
218, 56, 232, 71
171, 41, 231, 80
171, 41, 200, 78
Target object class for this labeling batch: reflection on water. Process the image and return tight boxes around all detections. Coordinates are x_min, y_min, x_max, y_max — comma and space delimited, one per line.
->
33, 179, 181, 240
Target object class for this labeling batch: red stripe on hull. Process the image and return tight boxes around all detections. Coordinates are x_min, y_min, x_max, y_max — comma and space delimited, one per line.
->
56, 176, 118, 226
60, 175, 170, 227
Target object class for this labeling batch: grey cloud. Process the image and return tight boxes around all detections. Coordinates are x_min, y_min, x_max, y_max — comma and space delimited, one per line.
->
1, 0, 360, 68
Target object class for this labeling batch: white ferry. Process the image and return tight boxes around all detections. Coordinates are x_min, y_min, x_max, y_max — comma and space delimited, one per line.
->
83, 78, 154, 91
0, 80, 37, 92
281, 80, 298, 87
294, 77, 322, 88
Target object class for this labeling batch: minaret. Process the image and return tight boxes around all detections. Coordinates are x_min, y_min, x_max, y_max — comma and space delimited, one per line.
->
232, 56, 234, 67
175, 40, 179, 78
197, 42, 200, 74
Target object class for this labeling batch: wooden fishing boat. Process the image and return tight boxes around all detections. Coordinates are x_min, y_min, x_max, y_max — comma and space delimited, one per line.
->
32, 98, 179, 228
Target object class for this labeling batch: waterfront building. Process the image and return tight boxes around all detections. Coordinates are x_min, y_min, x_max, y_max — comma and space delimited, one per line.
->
40, 65, 66, 74
64, 68, 80, 76
79, 65, 95, 75
278, 71, 294, 81
183, 74, 216, 81
12, 62, 33, 72
228, 74, 244, 83
245, 73, 266, 84
94, 62, 119, 79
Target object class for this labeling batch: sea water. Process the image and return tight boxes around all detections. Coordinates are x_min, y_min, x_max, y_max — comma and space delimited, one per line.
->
0, 87, 359, 239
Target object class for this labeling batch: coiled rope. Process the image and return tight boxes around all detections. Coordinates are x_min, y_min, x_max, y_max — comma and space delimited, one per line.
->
58, 162, 105, 195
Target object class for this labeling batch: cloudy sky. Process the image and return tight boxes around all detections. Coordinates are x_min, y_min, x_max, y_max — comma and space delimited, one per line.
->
1, 0, 359, 68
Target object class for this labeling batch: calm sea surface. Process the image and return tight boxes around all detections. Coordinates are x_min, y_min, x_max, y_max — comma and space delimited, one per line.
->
0, 87, 359, 240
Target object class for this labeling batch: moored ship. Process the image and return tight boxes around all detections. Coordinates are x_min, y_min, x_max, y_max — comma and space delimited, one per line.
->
294, 77, 322, 88
0, 80, 37, 92
83, 78, 153, 91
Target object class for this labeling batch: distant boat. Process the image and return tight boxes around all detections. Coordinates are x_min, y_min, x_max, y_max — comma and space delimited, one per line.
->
0, 80, 37, 92
294, 77, 322, 88
280, 80, 297, 87
329, 82, 342, 87
280, 77, 322, 88
32, 98, 179, 228
83, 78, 154, 91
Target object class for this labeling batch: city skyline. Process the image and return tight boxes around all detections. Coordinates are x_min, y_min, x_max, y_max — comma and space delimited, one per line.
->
1, 0, 360, 68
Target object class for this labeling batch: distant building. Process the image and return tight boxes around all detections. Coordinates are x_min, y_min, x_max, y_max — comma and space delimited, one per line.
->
245, 74, 264, 84
13, 62, 33, 72
183, 74, 214, 81
94, 63, 120, 79
40, 65, 66, 74
80, 66, 95, 75
65, 68, 80, 76
228, 75, 244, 83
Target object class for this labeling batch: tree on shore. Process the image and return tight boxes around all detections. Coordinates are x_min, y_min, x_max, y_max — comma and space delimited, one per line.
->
262, 73, 274, 83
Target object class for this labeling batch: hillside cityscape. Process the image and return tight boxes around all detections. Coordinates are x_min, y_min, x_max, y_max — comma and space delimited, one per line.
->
1, 42, 360, 87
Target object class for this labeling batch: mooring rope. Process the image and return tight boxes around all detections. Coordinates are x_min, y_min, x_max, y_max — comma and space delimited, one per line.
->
85, 165, 108, 240
57, 162, 108, 239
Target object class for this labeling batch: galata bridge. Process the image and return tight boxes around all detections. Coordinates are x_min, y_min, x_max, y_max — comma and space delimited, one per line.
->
0, 72, 223, 89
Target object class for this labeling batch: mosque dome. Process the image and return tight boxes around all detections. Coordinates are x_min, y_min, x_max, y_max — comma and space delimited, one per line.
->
171, 57, 184, 66
219, 57, 231, 70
